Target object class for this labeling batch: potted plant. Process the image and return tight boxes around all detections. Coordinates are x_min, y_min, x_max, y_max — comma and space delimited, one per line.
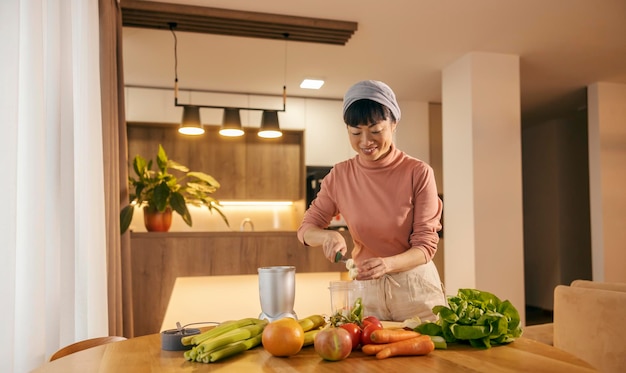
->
120, 144, 229, 233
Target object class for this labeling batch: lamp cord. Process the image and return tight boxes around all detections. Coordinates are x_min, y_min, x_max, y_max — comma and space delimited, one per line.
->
169, 23, 179, 87
283, 33, 289, 108
283, 33, 288, 87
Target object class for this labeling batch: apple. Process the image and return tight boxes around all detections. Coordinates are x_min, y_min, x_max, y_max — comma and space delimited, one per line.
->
339, 323, 362, 350
361, 316, 383, 330
361, 323, 382, 346
314, 327, 353, 361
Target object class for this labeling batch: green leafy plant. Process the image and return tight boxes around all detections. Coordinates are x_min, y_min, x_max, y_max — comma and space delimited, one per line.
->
415, 288, 522, 349
120, 144, 229, 233
329, 297, 363, 327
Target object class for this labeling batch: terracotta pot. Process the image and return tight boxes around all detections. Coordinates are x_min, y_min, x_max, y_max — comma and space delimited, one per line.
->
143, 206, 172, 232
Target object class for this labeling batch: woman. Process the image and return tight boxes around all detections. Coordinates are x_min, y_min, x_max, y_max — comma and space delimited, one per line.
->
297, 80, 446, 322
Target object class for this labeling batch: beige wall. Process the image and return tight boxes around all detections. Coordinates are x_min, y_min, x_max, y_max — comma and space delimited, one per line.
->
522, 112, 592, 310
428, 103, 444, 283
588, 82, 626, 282
441, 53, 525, 322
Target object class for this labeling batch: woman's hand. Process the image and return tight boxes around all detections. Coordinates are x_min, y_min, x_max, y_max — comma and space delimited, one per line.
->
356, 248, 428, 280
302, 227, 348, 262
356, 257, 390, 280
321, 231, 348, 262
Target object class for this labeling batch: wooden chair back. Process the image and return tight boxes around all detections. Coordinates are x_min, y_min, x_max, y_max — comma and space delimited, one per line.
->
49, 336, 127, 361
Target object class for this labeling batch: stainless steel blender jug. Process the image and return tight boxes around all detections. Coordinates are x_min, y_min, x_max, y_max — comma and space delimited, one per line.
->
258, 266, 298, 321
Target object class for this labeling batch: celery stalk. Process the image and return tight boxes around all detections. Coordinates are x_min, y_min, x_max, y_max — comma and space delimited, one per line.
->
208, 334, 263, 363
197, 323, 265, 353
183, 318, 262, 346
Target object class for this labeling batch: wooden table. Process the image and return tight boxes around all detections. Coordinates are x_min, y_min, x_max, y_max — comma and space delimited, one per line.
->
32, 333, 597, 373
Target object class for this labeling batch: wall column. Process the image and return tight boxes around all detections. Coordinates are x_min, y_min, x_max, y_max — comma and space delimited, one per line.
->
587, 82, 626, 282
441, 52, 525, 319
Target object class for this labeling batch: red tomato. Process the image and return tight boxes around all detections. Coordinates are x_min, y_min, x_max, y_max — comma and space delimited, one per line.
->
360, 323, 382, 346
361, 316, 383, 330
314, 327, 353, 361
339, 323, 362, 350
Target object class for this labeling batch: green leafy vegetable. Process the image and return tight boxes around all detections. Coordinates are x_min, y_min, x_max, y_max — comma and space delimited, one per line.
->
329, 297, 363, 326
415, 288, 522, 349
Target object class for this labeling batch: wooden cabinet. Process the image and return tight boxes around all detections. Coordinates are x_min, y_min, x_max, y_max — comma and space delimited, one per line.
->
127, 123, 304, 200
128, 231, 353, 336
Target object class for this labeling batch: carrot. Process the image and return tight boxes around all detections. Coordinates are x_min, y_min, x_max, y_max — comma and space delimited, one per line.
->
370, 329, 421, 344
361, 343, 388, 355
375, 335, 435, 359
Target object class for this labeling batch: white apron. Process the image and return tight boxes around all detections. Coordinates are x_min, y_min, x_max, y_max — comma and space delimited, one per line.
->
359, 261, 446, 322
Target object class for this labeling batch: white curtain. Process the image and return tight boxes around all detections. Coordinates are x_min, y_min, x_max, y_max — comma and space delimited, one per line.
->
0, 1, 108, 372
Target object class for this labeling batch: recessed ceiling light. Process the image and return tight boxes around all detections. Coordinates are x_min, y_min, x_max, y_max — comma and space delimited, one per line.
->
300, 79, 325, 89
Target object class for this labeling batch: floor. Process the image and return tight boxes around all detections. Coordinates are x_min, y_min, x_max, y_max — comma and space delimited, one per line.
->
525, 305, 553, 325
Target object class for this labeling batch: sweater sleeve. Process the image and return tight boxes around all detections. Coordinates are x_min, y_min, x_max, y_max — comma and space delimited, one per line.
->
410, 164, 443, 261
296, 169, 339, 246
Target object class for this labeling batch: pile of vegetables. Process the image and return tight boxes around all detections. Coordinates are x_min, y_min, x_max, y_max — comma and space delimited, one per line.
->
299, 315, 328, 347
362, 329, 436, 359
329, 297, 363, 327
319, 297, 442, 360
415, 288, 522, 349
182, 315, 327, 363
183, 318, 267, 363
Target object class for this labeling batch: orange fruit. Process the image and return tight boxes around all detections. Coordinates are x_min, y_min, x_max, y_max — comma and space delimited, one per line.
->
261, 317, 305, 357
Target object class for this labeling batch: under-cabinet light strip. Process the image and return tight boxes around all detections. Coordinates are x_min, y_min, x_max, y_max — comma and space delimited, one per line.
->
220, 201, 293, 206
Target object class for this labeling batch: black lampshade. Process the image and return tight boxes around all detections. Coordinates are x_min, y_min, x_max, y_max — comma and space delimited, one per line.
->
179, 105, 204, 135
258, 110, 282, 138
219, 108, 244, 137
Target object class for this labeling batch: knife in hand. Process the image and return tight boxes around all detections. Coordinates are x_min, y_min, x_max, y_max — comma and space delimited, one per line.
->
334, 252, 348, 263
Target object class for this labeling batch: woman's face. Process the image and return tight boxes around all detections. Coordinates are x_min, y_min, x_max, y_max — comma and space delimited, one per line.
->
347, 119, 397, 161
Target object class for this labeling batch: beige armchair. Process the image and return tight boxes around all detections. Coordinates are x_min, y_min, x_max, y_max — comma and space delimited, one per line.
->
552, 280, 626, 373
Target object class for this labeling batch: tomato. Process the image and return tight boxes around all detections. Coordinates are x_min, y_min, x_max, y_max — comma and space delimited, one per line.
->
360, 323, 382, 346
314, 327, 353, 361
361, 316, 383, 330
339, 323, 362, 350
262, 318, 305, 357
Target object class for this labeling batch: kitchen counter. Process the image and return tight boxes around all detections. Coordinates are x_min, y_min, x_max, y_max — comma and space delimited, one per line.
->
127, 230, 354, 337
33, 333, 597, 372
160, 273, 348, 332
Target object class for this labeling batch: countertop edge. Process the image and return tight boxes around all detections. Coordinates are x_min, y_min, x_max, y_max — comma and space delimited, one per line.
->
130, 231, 298, 238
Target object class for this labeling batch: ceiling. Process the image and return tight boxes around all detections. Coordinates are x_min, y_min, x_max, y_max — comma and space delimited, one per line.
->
122, 0, 626, 123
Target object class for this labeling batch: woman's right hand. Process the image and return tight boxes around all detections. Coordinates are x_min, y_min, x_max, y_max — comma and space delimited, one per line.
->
321, 230, 347, 262
303, 227, 348, 262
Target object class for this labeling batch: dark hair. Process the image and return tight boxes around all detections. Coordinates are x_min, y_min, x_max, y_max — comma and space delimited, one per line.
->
343, 99, 396, 127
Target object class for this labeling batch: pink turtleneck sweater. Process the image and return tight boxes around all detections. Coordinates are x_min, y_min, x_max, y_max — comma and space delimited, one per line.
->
297, 144, 443, 263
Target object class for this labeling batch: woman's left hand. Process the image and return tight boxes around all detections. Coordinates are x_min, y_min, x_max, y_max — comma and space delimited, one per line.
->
356, 257, 389, 280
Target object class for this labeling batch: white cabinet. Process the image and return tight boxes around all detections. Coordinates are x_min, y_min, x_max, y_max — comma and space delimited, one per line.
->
125, 87, 182, 123
125, 87, 352, 166
125, 87, 306, 130
395, 100, 430, 162
277, 97, 305, 130
304, 99, 353, 166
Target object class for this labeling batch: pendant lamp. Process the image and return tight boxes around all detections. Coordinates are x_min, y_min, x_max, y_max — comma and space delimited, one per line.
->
170, 23, 287, 137
179, 106, 204, 135
219, 108, 244, 137
258, 111, 282, 138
